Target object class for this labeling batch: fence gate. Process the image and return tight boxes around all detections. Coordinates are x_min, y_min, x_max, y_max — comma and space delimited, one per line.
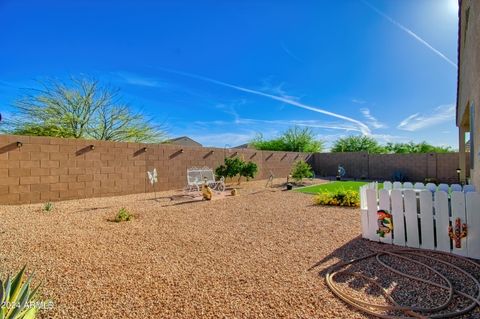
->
360, 182, 480, 259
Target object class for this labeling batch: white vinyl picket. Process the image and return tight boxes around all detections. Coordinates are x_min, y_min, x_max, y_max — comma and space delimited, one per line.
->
466, 192, 480, 259
393, 182, 402, 189
360, 208, 369, 239
391, 190, 406, 246
451, 192, 468, 257
435, 191, 451, 253
384, 181, 393, 190
414, 182, 425, 189
403, 182, 413, 189
378, 189, 392, 244
366, 189, 379, 241
419, 190, 435, 250
404, 190, 419, 248
360, 185, 367, 209
359, 182, 480, 259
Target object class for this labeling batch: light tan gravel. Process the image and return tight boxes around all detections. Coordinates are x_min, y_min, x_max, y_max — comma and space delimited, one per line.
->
0, 178, 443, 319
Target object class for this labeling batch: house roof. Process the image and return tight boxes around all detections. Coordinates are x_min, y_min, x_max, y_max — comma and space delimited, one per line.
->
166, 136, 202, 146
232, 143, 253, 149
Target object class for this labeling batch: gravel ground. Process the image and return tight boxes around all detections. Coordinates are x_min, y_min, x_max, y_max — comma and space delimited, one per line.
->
0, 179, 479, 318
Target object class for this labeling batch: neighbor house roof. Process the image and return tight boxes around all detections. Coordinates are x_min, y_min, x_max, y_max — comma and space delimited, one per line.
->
232, 143, 254, 149
166, 136, 202, 147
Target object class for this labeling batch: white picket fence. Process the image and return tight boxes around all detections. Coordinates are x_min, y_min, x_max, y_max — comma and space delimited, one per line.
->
360, 182, 480, 259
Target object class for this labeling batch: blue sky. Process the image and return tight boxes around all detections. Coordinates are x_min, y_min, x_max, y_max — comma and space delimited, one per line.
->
0, 0, 460, 148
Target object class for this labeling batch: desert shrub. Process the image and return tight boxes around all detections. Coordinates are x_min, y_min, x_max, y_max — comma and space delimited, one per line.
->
114, 208, 132, 222
291, 160, 314, 182
43, 202, 54, 212
215, 157, 258, 184
314, 189, 360, 207
1, 265, 40, 318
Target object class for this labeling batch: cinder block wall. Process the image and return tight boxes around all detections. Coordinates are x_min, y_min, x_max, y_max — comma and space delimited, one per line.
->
0, 135, 311, 205
310, 152, 369, 178
311, 152, 468, 183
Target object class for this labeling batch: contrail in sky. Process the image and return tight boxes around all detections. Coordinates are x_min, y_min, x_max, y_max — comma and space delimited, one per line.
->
361, 0, 458, 69
280, 41, 303, 63
158, 68, 371, 135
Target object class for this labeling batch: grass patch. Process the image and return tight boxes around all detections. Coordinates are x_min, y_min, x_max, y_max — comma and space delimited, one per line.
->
297, 181, 383, 194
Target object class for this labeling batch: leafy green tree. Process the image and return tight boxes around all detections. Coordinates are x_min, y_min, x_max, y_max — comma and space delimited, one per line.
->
251, 126, 324, 152
215, 157, 244, 179
291, 160, 314, 182
331, 135, 386, 153
385, 141, 454, 153
239, 161, 258, 182
215, 157, 258, 184
3, 77, 166, 142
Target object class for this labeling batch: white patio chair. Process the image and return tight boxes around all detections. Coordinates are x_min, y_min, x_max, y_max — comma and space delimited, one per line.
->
414, 182, 425, 189
383, 181, 393, 190
438, 184, 449, 193
393, 182, 402, 189
403, 182, 413, 189
463, 185, 476, 193
425, 183, 437, 192
451, 184, 462, 192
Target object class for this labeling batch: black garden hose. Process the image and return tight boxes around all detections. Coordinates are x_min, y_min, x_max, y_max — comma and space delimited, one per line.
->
324, 248, 480, 318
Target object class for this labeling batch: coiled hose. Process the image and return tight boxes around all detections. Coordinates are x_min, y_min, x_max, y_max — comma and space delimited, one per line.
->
324, 248, 480, 318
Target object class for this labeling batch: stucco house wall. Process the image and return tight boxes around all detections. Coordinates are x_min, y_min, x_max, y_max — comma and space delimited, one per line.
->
457, 0, 480, 189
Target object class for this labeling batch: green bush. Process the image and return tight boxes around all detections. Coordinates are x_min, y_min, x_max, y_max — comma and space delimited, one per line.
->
314, 189, 360, 207
1, 265, 40, 319
215, 157, 258, 184
291, 160, 313, 182
114, 208, 132, 222
240, 161, 258, 182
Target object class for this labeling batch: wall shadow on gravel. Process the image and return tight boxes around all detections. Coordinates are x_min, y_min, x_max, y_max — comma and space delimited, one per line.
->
308, 236, 477, 317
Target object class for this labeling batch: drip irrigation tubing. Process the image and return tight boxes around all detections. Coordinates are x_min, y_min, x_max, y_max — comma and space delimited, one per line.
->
324, 248, 480, 318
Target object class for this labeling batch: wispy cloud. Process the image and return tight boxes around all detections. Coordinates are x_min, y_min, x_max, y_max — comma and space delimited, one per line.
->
280, 41, 303, 63
157, 68, 372, 135
360, 108, 387, 129
361, 0, 457, 69
214, 99, 247, 124
371, 133, 407, 143
192, 132, 257, 147
114, 72, 168, 88
193, 118, 368, 135
397, 104, 455, 131
259, 79, 300, 101
352, 98, 366, 104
